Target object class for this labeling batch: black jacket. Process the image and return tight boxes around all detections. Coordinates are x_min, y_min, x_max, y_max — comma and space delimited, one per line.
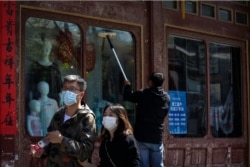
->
123, 85, 170, 144
43, 105, 96, 167
99, 134, 140, 167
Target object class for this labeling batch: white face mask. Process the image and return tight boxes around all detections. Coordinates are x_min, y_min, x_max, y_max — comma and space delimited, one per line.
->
102, 116, 118, 131
63, 90, 77, 106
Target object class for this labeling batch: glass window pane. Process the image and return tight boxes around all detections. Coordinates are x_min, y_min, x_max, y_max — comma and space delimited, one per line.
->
162, 1, 178, 9
185, 1, 197, 14
25, 17, 82, 136
86, 27, 135, 134
209, 43, 242, 138
168, 35, 206, 137
201, 4, 215, 18
236, 12, 248, 25
219, 8, 232, 21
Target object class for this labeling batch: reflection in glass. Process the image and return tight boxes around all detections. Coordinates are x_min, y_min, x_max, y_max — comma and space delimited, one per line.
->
25, 17, 82, 136
209, 43, 242, 137
85, 26, 135, 134
168, 36, 242, 138
168, 35, 206, 137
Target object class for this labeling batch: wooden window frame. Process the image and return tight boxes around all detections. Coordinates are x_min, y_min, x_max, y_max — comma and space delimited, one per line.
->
218, 6, 233, 23
185, 0, 198, 16
162, 0, 179, 11
235, 10, 248, 26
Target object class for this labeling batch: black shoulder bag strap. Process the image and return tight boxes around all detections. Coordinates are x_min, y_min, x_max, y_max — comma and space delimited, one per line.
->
105, 141, 116, 167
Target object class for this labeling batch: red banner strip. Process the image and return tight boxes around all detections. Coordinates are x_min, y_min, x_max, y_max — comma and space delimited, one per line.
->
0, 1, 17, 135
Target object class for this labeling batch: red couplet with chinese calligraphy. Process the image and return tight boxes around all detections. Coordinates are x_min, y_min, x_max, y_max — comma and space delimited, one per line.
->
0, 1, 17, 135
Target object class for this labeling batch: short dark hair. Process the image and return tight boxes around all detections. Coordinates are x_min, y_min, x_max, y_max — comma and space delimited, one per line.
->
63, 75, 87, 91
150, 72, 164, 87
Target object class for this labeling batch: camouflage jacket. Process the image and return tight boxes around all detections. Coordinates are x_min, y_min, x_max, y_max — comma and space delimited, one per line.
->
43, 105, 96, 167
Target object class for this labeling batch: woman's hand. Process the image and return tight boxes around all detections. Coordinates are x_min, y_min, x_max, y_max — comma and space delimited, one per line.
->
91, 148, 100, 166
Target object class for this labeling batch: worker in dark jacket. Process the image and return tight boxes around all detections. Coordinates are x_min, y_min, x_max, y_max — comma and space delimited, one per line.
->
32, 75, 96, 167
123, 72, 170, 167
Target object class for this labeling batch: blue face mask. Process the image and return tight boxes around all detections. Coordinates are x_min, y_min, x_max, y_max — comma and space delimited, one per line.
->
63, 91, 77, 106
59, 91, 66, 105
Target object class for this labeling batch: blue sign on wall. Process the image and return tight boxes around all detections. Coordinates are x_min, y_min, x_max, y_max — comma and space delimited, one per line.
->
168, 91, 187, 134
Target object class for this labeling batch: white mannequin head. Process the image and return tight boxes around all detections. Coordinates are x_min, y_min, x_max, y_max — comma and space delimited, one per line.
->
29, 100, 41, 114
37, 81, 49, 96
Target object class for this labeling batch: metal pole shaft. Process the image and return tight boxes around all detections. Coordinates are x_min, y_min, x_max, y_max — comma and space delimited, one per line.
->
106, 36, 128, 81
111, 48, 128, 81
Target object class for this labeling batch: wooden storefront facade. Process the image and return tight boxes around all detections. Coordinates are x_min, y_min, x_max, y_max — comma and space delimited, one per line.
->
0, 1, 250, 166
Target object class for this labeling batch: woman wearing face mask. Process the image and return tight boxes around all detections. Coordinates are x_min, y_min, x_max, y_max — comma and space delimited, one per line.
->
79, 104, 140, 167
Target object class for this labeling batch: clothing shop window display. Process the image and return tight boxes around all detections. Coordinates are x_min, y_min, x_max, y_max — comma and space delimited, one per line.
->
37, 81, 59, 136
28, 39, 62, 103
27, 100, 43, 137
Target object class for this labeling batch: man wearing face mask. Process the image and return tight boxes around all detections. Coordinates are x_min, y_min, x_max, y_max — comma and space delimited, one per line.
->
32, 75, 96, 167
